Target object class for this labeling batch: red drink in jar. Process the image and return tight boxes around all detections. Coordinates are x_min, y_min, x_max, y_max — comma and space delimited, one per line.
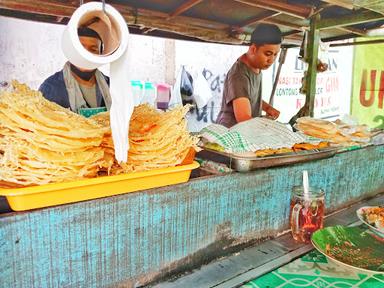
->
290, 186, 325, 243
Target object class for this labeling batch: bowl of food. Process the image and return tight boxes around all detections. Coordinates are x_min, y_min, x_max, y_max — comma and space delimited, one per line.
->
356, 206, 384, 238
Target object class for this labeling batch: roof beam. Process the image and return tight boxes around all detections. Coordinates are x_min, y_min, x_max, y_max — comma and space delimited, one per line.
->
317, 9, 384, 29
232, 0, 313, 19
167, 0, 203, 20
330, 38, 384, 47
320, 0, 354, 10
0, 0, 229, 31
263, 18, 305, 30
0, 0, 74, 17
353, 0, 384, 14
0, 0, 241, 44
337, 26, 366, 36
282, 29, 303, 37
239, 11, 280, 28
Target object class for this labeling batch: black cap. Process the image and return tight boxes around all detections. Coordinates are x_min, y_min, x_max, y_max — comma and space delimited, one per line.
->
77, 27, 102, 42
250, 23, 282, 45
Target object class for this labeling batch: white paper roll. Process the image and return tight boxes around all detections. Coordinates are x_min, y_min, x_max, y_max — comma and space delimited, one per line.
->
62, 1, 133, 163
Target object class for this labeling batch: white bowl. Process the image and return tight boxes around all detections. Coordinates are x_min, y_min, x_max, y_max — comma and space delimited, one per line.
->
356, 206, 384, 238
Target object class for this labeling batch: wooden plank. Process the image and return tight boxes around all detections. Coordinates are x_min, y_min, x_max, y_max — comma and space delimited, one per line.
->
321, 0, 354, 10
167, 0, 204, 20
0, 0, 240, 44
239, 11, 281, 28
0, 0, 76, 17
1, 145, 384, 287
317, 9, 384, 29
330, 38, 384, 47
337, 26, 366, 36
232, 0, 312, 19
353, 0, 384, 14
262, 17, 305, 30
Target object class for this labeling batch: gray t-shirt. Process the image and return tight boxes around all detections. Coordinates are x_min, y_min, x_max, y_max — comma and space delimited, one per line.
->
216, 59, 262, 128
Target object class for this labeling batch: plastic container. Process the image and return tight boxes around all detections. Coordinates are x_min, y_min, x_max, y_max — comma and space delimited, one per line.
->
156, 83, 171, 110
0, 162, 199, 211
131, 80, 143, 106
142, 82, 156, 106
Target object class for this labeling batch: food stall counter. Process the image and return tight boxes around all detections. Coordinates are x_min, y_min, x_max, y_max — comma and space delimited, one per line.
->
1, 145, 383, 287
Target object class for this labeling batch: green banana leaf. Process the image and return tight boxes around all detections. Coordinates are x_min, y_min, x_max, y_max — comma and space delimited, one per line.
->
312, 225, 384, 274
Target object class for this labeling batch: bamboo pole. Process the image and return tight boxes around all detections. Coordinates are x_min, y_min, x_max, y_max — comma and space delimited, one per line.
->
306, 14, 320, 117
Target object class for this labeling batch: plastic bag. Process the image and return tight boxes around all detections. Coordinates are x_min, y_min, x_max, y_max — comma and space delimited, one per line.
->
169, 67, 183, 108
193, 72, 213, 108
180, 66, 194, 96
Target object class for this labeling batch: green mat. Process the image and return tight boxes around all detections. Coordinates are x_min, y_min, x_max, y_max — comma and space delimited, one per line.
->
241, 250, 384, 288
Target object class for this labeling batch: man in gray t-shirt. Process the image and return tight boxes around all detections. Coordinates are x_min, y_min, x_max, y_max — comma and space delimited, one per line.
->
216, 24, 282, 128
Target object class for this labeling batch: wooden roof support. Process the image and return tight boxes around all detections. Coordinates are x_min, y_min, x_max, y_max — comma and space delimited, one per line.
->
166, 0, 203, 20
317, 9, 384, 29
330, 38, 384, 47
337, 26, 366, 36
0, 0, 241, 43
113, 5, 238, 43
353, 0, 384, 14
282, 29, 303, 37
283, 35, 302, 45
306, 14, 320, 117
320, 0, 354, 10
263, 18, 305, 30
239, 11, 281, 28
284, 22, 365, 47
1, 0, 381, 44
232, 0, 313, 19
0, 0, 228, 31
0, 0, 75, 17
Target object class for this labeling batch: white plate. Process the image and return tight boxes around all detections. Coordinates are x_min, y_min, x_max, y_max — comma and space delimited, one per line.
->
311, 240, 381, 276
311, 226, 384, 275
356, 206, 384, 238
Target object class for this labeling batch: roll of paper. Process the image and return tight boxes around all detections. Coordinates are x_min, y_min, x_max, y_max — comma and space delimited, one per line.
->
62, 1, 133, 163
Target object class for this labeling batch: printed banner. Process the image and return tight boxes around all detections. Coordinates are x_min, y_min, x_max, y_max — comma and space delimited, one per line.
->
351, 37, 384, 129
272, 47, 350, 123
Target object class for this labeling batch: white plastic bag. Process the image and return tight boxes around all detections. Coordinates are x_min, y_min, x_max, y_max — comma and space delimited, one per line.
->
193, 71, 213, 109
169, 66, 183, 108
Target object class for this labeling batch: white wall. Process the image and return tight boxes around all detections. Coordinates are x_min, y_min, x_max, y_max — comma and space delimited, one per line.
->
0, 16, 168, 89
0, 17, 66, 89
1, 16, 353, 131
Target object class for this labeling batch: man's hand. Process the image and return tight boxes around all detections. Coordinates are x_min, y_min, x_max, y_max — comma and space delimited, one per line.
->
262, 101, 280, 120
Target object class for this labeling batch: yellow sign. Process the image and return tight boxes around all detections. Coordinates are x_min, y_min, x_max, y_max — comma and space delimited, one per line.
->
351, 37, 384, 128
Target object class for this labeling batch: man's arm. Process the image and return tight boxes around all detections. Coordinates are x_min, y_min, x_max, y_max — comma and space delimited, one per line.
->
233, 97, 252, 123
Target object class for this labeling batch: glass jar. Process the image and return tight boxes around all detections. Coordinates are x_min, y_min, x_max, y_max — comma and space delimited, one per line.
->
289, 186, 325, 243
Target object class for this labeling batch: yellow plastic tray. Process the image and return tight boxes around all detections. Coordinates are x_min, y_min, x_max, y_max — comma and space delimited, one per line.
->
0, 162, 199, 211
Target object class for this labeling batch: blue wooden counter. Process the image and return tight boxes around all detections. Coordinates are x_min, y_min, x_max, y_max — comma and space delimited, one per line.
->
1, 145, 383, 287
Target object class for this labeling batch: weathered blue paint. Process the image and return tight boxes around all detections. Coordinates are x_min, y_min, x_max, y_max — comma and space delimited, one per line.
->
1, 145, 383, 287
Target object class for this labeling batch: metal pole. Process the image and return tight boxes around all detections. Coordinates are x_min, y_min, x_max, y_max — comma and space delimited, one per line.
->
102, 0, 106, 13
269, 47, 287, 106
